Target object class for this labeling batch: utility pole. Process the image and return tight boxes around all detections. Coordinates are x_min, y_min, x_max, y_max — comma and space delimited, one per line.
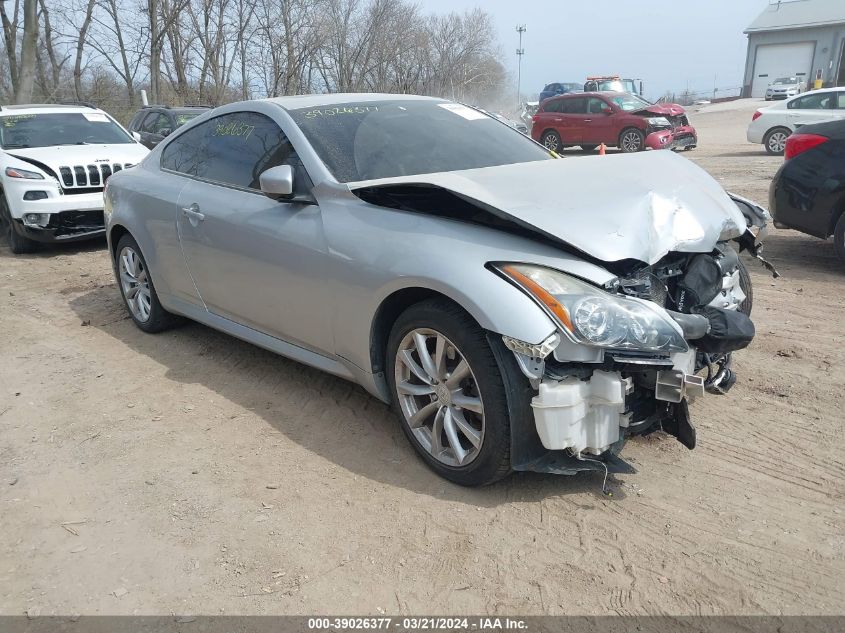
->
516, 25, 526, 110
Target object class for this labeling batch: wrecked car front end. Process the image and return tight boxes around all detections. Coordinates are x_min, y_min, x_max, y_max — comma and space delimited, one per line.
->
636, 104, 698, 151
349, 151, 773, 479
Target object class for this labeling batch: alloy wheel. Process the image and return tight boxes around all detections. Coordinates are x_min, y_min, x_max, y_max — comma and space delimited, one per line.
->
768, 131, 787, 154
622, 130, 642, 152
543, 133, 560, 152
394, 328, 485, 467
118, 246, 152, 322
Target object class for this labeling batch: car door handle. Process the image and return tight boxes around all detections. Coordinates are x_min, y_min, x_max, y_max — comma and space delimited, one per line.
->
584, 119, 592, 122
180, 204, 205, 222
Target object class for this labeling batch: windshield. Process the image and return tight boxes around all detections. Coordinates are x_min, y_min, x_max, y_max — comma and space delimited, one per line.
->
287, 100, 552, 183
0, 112, 133, 149
609, 94, 652, 111
773, 77, 797, 85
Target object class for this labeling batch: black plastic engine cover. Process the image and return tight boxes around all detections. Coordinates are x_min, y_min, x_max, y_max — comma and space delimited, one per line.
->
695, 306, 756, 353
675, 254, 722, 312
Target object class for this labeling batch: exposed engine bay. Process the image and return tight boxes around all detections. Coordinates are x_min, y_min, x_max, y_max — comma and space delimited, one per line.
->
503, 194, 777, 478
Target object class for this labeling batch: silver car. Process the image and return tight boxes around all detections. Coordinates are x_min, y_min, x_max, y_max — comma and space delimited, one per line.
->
105, 94, 771, 486
765, 77, 804, 101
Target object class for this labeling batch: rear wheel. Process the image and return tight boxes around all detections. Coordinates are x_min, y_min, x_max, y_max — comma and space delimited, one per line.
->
386, 299, 512, 486
834, 213, 845, 263
763, 127, 790, 155
1, 195, 37, 254
541, 130, 562, 153
115, 233, 180, 333
619, 128, 645, 153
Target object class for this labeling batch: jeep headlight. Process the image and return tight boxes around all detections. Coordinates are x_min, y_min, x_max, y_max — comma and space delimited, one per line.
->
495, 263, 688, 353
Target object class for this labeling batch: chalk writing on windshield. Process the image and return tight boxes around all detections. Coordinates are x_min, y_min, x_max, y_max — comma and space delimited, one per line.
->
303, 106, 379, 119
2, 114, 36, 127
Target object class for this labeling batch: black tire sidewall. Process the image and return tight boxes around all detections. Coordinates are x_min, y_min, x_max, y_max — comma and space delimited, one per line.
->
764, 128, 788, 156
737, 257, 753, 316
115, 233, 175, 333
386, 299, 512, 486
619, 128, 645, 152
834, 213, 845, 263
542, 130, 562, 152
1, 194, 37, 254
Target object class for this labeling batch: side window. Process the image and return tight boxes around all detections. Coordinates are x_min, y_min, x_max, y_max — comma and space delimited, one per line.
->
788, 93, 831, 110
588, 98, 611, 114
162, 111, 305, 192
836, 92, 845, 109
543, 100, 561, 113
562, 98, 587, 114
140, 112, 168, 134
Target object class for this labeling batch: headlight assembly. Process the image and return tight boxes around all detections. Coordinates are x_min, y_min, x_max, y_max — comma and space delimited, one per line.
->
5, 166, 45, 180
646, 117, 671, 127
495, 263, 688, 354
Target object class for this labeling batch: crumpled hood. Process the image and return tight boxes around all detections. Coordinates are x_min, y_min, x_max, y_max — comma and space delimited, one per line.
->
5, 143, 148, 175
636, 103, 686, 117
350, 151, 747, 265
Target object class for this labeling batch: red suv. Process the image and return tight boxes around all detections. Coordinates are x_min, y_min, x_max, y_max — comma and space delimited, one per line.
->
531, 91, 697, 153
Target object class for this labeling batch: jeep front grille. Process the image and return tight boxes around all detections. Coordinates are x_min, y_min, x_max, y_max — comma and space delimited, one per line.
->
58, 162, 132, 190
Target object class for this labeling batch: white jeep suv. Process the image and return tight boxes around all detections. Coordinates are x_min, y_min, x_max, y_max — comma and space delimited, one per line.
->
0, 103, 149, 253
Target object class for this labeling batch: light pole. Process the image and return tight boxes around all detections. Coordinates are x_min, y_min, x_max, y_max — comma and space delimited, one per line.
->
516, 25, 526, 110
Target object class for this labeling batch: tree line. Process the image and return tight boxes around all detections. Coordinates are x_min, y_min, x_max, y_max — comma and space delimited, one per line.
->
0, 0, 509, 121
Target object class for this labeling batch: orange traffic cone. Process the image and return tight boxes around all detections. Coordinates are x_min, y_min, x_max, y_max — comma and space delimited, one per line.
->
599, 143, 606, 155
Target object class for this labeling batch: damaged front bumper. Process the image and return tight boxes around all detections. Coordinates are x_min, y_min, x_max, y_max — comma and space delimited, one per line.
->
12, 210, 106, 243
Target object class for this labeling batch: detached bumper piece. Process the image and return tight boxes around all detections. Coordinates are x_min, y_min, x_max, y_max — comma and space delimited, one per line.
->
14, 210, 105, 243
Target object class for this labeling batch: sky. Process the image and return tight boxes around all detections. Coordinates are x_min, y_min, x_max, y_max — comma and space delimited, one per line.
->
420, 0, 767, 102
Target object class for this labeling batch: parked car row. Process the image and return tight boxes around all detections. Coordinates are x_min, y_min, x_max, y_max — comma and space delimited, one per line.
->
2, 93, 775, 487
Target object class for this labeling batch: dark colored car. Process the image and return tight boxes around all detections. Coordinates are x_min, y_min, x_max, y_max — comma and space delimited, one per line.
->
538, 82, 582, 103
530, 91, 697, 153
127, 105, 210, 149
770, 118, 845, 262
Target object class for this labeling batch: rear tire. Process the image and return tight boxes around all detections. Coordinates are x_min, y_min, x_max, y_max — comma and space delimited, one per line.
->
541, 130, 562, 153
834, 213, 845, 263
1, 195, 37, 254
763, 127, 790, 156
115, 233, 180, 333
386, 298, 512, 486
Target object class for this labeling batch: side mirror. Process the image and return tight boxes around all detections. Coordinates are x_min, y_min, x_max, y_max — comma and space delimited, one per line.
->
160, 128, 172, 137
131, 131, 141, 142
259, 165, 294, 199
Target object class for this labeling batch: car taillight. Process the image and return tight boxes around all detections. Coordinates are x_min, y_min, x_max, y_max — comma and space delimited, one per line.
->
784, 133, 829, 160
752, 110, 762, 122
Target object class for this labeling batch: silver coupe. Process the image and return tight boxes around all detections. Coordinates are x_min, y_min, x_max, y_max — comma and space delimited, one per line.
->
105, 94, 772, 486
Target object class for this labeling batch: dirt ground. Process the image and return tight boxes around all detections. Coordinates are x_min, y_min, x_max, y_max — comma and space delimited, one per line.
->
0, 100, 843, 617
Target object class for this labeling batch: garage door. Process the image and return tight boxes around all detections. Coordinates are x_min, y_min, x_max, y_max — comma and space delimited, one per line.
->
751, 42, 815, 97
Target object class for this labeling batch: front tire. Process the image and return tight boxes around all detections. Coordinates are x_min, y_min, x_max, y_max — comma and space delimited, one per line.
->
834, 213, 845, 263
386, 299, 512, 486
115, 233, 179, 333
764, 127, 790, 155
737, 257, 753, 316
1, 195, 37, 254
619, 128, 645, 153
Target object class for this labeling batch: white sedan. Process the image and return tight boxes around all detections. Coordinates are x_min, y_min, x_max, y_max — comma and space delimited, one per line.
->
747, 88, 845, 155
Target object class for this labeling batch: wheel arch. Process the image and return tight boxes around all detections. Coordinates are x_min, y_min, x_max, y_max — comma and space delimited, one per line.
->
828, 194, 845, 237
109, 223, 130, 261
367, 279, 556, 388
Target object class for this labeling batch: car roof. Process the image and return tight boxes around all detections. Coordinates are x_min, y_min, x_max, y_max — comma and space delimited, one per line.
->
0, 103, 103, 115
551, 91, 626, 98
264, 93, 442, 111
